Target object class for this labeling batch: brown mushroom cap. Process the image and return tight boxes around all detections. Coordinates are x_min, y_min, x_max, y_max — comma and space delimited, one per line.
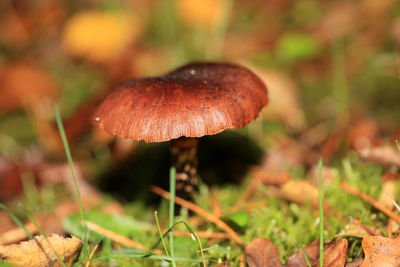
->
92, 62, 268, 142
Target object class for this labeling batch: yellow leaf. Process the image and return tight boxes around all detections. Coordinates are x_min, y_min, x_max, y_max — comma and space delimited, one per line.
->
176, 0, 227, 29
62, 10, 141, 64
0, 234, 82, 267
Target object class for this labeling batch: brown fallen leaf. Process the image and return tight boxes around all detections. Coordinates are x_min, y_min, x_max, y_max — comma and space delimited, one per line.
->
0, 158, 23, 201
287, 239, 322, 267
361, 235, 400, 267
0, 62, 59, 113
311, 239, 348, 267
287, 239, 348, 267
280, 180, 319, 208
358, 146, 400, 167
286, 239, 335, 267
0, 234, 82, 267
251, 165, 289, 186
347, 118, 379, 152
255, 68, 307, 131
245, 238, 283, 267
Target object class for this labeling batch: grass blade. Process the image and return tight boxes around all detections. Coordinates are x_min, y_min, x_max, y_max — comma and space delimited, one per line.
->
300, 244, 312, 267
318, 158, 324, 267
93, 253, 208, 263
0, 203, 33, 240
169, 167, 176, 267
154, 211, 169, 257
54, 105, 89, 257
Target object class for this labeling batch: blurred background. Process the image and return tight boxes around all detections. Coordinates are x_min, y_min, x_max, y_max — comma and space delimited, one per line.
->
0, 0, 400, 206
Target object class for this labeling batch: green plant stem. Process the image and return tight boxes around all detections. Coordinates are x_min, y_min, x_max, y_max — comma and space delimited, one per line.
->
318, 158, 324, 267
155, 211, 170, 257
300, 245, 312, 267
169, 167, 177, 267
332, 38, 349, 127
0, 203, 33, 239
54, 105, 89, 257
54, 106, 84, 222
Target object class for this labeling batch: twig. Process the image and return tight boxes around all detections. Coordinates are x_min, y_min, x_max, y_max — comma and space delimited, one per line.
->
85, 243, 99, 267
252, 167, 289, 186
151, 186, 244, 246
171, 230, 231, 240
341, 182, 400, 225
223, 200, 268, 216
240, 254, 245, 267
210, 189, 222, 218
349, 216, 382, 236
194, 233, 206, 267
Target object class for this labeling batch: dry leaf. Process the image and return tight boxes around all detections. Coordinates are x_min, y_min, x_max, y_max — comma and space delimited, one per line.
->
255, 68, 306, 131
0, 13, 31, 47
0, 158, 23, 201
175, 0, 227, 29
0, 62, 59, 112
280, 180, 319, 208
287, 239, 322, 267
250, 166, 289, 186
348, 119, 379, 152
361, 235, 400, 267
260, 136, 305, 173
336, 223, 370, 239
245, 238, 283, 267
62, 10, 141, 64
378, 179, 396, 210
0, 234, 82, 267
358, 146, 400, 167
287, 239, 347, 267
312, 239, 348, 267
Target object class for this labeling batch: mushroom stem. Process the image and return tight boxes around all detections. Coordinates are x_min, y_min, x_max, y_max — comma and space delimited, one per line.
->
170, 137, 199, 206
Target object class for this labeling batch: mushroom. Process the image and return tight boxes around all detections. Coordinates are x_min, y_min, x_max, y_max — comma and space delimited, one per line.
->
91, 62, 268, 203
